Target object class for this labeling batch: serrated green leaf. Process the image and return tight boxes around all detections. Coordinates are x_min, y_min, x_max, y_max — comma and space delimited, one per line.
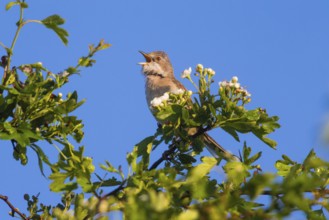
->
77, 174, 93, 192
41, 15, 68, 45
49, 172, 78, 192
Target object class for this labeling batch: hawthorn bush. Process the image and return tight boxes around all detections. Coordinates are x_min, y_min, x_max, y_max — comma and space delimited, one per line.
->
0, 1, 328, 219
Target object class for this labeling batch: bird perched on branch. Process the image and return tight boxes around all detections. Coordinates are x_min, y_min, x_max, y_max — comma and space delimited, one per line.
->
138, 50, 239, 161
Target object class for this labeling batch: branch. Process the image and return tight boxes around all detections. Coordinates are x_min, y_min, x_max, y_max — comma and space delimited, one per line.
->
257, 189, 329, 196
100, 179, 127, 200
0, 194, 28, 220
101, 125, 212, 199
148, 143, 178, 170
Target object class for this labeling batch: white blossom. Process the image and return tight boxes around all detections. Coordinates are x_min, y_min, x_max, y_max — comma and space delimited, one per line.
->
150, 92, 170, 107
150, 97, 163, 107
175, 89, 185, 94
234, 83, 240, 89
187, 90, 193, 96
162, 92, 169, 101
219, 81, 228, 87
181, 67, 192, 79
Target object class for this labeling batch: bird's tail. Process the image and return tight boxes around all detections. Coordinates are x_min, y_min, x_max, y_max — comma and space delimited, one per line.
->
202, 133, 240, 161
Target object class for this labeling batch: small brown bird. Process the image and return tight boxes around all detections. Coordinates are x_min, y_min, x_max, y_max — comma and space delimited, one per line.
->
139, 51, 239, 161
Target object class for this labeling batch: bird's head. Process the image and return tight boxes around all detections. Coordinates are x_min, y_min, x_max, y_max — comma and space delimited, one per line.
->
139, 51, 174, 78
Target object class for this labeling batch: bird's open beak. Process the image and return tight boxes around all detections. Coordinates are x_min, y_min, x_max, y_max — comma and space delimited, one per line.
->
138, 51, 152, 65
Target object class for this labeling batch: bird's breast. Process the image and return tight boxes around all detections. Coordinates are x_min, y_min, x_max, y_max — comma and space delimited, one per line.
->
145, 76, 178, 107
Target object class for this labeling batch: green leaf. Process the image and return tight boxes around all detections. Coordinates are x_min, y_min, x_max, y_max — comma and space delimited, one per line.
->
78, 57, 95, 67
49, 172, 78, 192
94, 177, 121, 187
178, 153, 197, 164
41, 15, 69, 45
5, 2, 19, 11
77, 174, 93, 193
275, 160, 292, 177
221, 126, 240, 142
187, 157, 217, 183
224, 161, 250, 187
100, 160, 119, 173
242, 173, 275, 199
136, 136, 154, 168
245, 151, 262, 165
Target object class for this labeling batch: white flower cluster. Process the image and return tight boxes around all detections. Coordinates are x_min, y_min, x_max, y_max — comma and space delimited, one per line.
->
150, 92, 170, 107
219, 76, 251, 97
150, 89, 192, 108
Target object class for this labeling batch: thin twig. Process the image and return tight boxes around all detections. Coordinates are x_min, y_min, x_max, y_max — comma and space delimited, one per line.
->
148, 144, 178, 170
100, 179, 127, 200
0, 194, 28, 219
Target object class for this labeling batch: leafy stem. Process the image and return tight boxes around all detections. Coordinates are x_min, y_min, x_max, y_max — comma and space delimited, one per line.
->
2, 2, 25, 86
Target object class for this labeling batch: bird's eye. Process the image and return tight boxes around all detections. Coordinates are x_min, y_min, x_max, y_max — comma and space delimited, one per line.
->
156, 56, 161, 61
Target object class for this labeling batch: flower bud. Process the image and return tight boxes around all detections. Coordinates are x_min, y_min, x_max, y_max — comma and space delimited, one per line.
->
207, 68, 215, 76
58, 93, 63, 98
231, 76, 238, 83
187, 90, 193, 96
196, 64, 203, 73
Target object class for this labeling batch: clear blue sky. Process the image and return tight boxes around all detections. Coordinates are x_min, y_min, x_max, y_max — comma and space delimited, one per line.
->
1, 1, 329, 218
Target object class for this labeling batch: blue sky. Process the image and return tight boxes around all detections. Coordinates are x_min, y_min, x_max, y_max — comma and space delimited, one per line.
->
1, 0, 329, 218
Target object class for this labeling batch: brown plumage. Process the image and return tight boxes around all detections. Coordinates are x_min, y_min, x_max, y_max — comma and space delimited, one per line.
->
139, 51, 239, 161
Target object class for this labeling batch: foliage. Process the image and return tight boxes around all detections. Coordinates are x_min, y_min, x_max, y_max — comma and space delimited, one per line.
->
0, 1, 328, 220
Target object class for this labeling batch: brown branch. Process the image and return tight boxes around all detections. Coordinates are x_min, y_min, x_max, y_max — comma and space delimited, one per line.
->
0, 194, 28, 220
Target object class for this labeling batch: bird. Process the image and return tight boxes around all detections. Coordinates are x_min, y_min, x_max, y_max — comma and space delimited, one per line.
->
138, 50, 239, 161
